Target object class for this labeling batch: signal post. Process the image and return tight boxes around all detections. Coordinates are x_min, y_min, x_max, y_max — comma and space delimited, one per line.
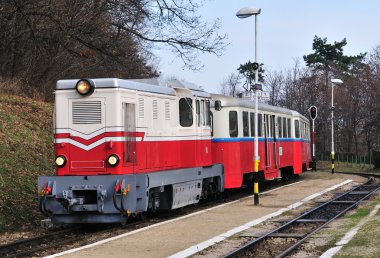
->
309, 106, 317, 171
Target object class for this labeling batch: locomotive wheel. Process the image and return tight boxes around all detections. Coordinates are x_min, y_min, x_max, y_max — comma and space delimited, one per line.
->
120, 216, 129, 226
139, 212, 147, 221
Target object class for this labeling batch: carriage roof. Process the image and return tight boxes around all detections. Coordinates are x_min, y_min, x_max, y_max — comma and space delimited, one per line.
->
211, 94, 309, 121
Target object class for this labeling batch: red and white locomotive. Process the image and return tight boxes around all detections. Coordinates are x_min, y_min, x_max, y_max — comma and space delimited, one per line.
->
38, 78, 311, 224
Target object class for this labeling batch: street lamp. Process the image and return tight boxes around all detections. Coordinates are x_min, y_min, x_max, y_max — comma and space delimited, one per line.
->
331, 78, 343, 174
236, 7, 261, 205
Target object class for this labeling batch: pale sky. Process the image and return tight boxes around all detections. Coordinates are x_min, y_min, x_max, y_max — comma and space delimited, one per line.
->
154, 0, 380, 94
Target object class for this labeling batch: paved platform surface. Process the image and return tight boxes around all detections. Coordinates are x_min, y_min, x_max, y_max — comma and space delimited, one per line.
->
51, 172, 366, 258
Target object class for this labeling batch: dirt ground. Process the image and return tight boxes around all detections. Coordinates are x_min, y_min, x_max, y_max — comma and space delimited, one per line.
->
47, 172, 366, 258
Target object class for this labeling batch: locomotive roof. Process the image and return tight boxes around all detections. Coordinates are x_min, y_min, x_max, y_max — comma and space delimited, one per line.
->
56, 78, 210, 98
211, 94, 308, 121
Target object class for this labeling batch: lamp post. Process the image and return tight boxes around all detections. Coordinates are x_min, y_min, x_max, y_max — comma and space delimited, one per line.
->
236, 7, 261, 205
330, 78, 343, 174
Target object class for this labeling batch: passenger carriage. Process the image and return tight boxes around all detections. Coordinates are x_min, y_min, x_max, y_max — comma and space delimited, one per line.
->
211, 94, 311, 189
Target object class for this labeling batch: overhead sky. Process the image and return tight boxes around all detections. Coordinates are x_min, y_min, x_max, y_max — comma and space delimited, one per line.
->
154, 0, 380, 93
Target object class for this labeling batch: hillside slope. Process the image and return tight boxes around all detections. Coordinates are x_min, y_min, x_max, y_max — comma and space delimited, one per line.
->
0, 95, 54, 231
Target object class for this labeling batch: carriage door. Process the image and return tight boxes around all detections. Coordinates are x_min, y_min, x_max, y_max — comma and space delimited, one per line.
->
264, 114, 270, 168
271, 115, 277, 168
124, 103, 136, 166
264, 114, 277, 169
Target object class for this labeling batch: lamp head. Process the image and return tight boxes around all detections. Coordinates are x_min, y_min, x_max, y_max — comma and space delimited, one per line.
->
331, 78, 343, 85
236, 7, 261, 18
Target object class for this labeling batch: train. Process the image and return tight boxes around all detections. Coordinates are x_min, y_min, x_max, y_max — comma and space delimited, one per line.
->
38, 78, 311, 224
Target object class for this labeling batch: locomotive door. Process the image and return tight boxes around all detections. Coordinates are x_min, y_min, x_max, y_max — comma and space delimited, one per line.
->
195, 98, 212, 165
124, 103, 136, 166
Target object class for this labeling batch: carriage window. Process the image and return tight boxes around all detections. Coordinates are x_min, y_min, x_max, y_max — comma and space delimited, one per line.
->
287, 118, 291, 138
270, 115, 275, 138
295, 120, 300, 138
201, 100, 205, 126
250, 112, 255, 136
278, 117, 282, 138
196, 100, 200, 126
229, 111, 238, 137
304, 123, 307, 139
179, 98, 193, 127
258, 114, 263, 137
282, 117, 287, 138
243, 111, 249, 137
205, 100, 211, 126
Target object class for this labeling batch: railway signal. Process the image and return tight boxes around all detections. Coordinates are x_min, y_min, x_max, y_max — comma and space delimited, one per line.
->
251, 62, 260, 70
309, 106, 317, 171
310, 106, 317, 120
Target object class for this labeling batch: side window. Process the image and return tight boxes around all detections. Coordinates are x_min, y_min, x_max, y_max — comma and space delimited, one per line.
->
205, 100, 211, 126
229, 111, 238, 137
201, 100, 205, 126
210, 111, 213, 135
304, 123, 307, 139
295, 120, 300, 138
243, 111, 249, 137
278, 117, 282, 138
179, 98, 193, 127
287, 118, 291, 138
270, 115, 275, 138
258, 114, 263, 137
282, 117, 287, 138
250, 112, 255, 136
196, 100, 200, 126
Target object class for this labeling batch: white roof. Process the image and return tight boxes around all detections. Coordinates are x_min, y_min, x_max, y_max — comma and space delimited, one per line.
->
211, 94, 308, 121
56, 78, 210, 98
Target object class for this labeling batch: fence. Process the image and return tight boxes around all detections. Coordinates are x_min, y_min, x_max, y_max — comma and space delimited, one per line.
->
318, 151, 375, 170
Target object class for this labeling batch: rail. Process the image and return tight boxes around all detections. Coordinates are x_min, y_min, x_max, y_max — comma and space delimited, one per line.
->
222, 178, 380, 258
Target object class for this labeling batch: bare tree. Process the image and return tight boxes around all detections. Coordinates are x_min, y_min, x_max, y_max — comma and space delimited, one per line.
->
0, 0, 228, 100
265, 69, 284, 106
220, 73, 243, 97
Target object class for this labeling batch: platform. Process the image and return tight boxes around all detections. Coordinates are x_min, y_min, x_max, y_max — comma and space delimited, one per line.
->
47, 172, 366, 258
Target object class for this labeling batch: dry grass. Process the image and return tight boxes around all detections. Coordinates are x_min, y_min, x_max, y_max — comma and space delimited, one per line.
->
0, 94, 55, 231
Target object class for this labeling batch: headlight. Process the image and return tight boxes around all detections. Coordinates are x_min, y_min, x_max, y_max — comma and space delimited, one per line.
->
55, 156, 67, 167
76, 79, 95, 96
107, 154, 120, 167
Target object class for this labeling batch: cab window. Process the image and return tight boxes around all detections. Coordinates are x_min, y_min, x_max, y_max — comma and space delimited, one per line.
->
179, 98, 193, 127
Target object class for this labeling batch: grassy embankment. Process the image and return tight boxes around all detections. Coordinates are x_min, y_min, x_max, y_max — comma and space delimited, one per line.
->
0, 94, 54, 231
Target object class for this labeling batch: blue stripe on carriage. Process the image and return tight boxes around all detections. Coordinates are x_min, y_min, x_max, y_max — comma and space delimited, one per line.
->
212, 138, 310, 143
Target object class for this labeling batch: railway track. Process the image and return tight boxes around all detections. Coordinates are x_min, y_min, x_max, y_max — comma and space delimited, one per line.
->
0, 177, 299, 257
335, 170, 380, 179
0, 227, 82, 257
222, 178, 380, 258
